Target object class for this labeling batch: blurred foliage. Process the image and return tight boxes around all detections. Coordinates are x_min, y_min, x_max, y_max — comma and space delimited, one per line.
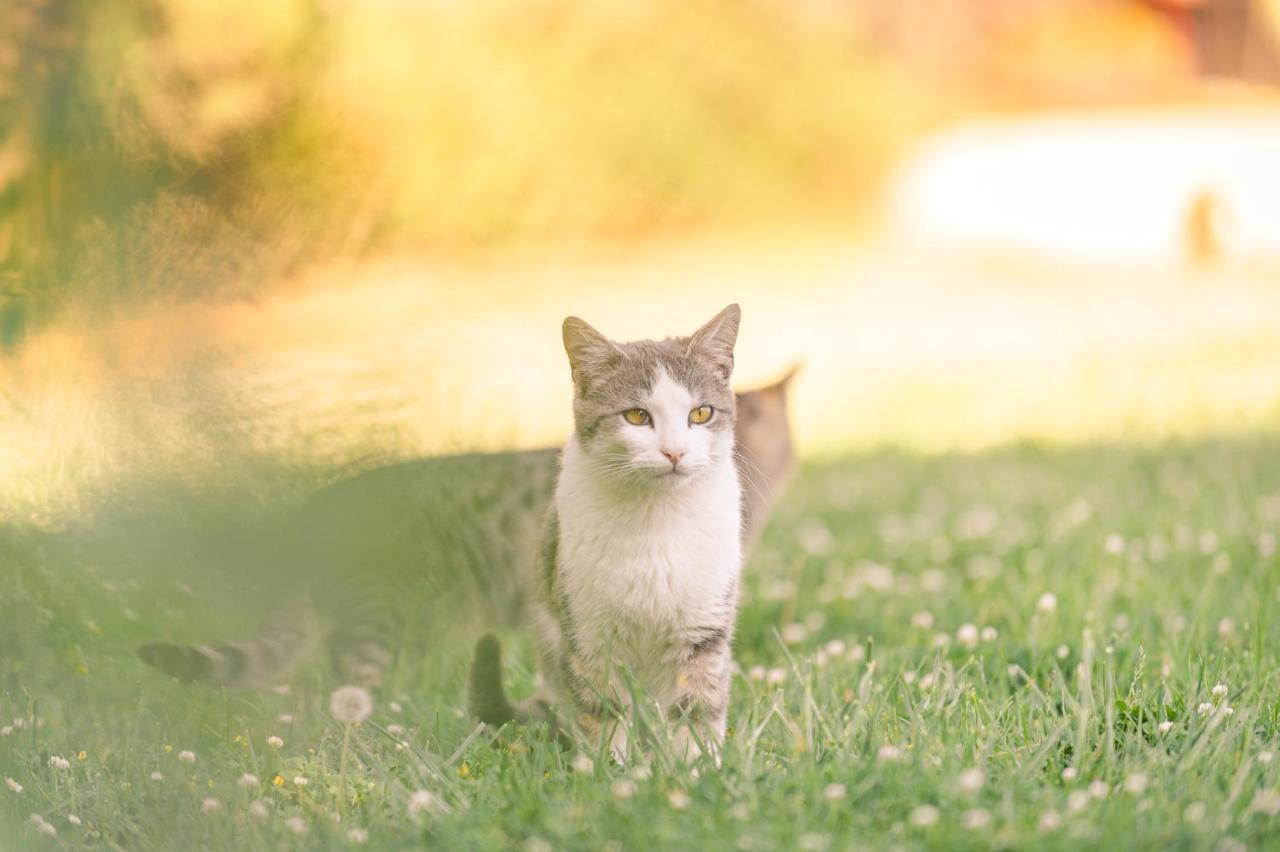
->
0, 0, 1196, 342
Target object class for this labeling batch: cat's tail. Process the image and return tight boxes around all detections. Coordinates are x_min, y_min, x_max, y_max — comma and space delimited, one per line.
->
469, 634, 519, 726
138, 603, 320, 688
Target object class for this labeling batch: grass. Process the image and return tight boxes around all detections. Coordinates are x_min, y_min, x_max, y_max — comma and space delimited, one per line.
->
3, 435, 1280, 849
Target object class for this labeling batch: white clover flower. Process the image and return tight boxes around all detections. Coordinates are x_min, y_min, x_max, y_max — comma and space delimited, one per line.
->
1157, 720, 1174, 733
1222, 706, 1235, 717
1056, 645, 1070, 659
5, 777, 22, 793
1038, 810, 1061, 832
918, 673, 936, 690
823, 783, 847, 802
201, 797, 221, 814
847, 644, 867, 662
1212, 684, 1228, 699
347, 827, 369, 844
668, 790, 691, 810
387, 724, 404, 736
571, 753, 594, 774
0, 726, 11, 736
1249, 789, 1280, 817
902, 672, 917, 685
823, 639, 847, 657
877, 745, 904, 762
1088, 780, 1110, 799
1218, 618, 1235, 637
797, 833, 830, 850
37, 821, 56, 838
1104, 533, 1125, 555
150, 771, 163, 781
389, 701, 403, 714
178, 750, 196, 764
1198, 702, 1214, 716
909, 805, 939, 828
956, 623, 979, 650
1036, 593, 1058, 615
1260, 750, 1275, 765
67, 814, 81, 826
911, 611, 935, 630
629, 764, 653, 781
747, 665, 766, 681
961, 809, 989, 830
957, 768, 985, 793
611, 780, 637, 800
267, 735, 284, 749
1184, 801, 1206, 823
781, 623, 807, 645
1067, 790, 1090, 813
293, 776, 309, 787
766, 668, 788, 687
329, 685, 374, 724
980, 626, 998, 642
237, 773, 260, 789
1124, 773, 1148, 795
48, 755, 70, 770
285, 816, 308, 835
408, 789, 447, 817
275, 714, 294, 724
1061, 767, 1078, 782
525, 838, 553, 852
249, 800, 270, 819
272, 684, 291, 696
932, 633, 951, 648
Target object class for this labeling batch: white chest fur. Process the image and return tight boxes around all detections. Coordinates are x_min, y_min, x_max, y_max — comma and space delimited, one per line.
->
555, 438, 742, 682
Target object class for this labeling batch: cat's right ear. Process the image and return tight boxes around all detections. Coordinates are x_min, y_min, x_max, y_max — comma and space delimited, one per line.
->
563, 316, 623, 392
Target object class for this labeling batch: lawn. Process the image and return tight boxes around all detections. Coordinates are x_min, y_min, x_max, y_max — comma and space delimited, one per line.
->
3, 435, 1279, 850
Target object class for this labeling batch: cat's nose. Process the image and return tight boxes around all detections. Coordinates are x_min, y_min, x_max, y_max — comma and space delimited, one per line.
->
662, 450, 685, 467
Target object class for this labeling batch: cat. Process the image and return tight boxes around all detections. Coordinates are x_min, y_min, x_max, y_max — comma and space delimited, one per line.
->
138, 327, 796, 694
472, 305, 744, 762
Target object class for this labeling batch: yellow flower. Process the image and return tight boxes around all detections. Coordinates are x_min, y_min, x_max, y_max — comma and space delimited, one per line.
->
233, 734, 247, 745
273, 775, 285, 788
76, 751, 87, 762
163, 745, 173, 753
76, 663, 89, 676
457, 763, 471, 779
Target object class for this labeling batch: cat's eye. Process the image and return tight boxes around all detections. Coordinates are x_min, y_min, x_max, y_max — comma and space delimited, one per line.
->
689, 405, 714, 425
623, 408, 651, 426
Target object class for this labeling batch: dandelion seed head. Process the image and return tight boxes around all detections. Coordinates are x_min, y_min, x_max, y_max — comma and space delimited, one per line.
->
329, 685, 374, 724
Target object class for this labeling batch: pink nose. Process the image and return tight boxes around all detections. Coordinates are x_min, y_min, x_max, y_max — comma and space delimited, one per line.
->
662, 450, 685, 467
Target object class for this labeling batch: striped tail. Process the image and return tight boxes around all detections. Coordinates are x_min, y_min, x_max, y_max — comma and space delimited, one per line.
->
138, 604, 318, 688
469, 634, 518, 726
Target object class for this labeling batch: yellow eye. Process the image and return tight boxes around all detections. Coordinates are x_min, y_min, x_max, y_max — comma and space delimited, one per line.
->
689, 405, 713, 425
623, 408, 651, 426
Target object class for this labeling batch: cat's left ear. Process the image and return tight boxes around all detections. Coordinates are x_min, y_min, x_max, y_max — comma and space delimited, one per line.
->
688, 303, 740, 381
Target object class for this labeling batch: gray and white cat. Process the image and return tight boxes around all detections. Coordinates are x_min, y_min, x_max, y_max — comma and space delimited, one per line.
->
477, 305, 744, 761
138, 310, 792, 705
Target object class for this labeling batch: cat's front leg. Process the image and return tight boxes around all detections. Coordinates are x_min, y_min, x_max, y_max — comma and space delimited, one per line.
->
669, 635, 732, 764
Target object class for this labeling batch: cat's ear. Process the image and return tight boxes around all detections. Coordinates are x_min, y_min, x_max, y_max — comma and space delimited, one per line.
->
688, 303, 740, 381
563, 316, 623, 391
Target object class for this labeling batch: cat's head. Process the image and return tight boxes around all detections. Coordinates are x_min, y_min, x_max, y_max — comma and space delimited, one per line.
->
562, 304, 740, 488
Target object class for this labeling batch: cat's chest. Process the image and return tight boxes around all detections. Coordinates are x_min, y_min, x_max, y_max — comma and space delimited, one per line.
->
556, 474, 741, 634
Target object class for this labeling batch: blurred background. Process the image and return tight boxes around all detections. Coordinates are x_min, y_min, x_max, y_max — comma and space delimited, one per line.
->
3, 0, 1280, 520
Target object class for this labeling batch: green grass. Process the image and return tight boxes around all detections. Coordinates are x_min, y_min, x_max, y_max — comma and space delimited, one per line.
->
3, 436, 1280, 849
